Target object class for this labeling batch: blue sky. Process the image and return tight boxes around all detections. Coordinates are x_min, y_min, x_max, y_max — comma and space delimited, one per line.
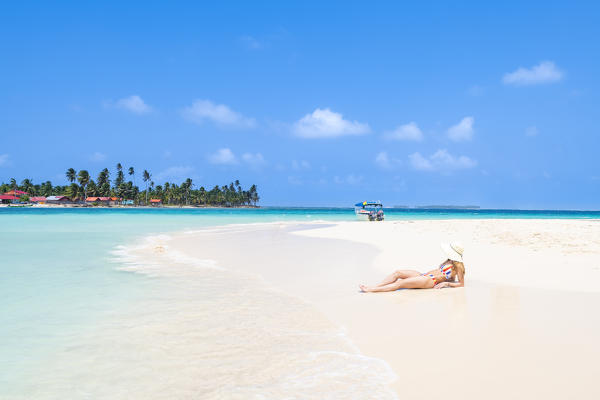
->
1, 1, 599, 208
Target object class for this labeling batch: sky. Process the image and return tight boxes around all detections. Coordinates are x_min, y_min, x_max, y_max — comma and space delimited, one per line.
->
1, 1, 599, 208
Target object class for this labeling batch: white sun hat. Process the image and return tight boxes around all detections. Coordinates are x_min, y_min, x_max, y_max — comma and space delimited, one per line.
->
441, 242, 464, 262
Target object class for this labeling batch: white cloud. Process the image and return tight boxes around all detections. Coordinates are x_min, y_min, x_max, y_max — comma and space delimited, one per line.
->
208, 148, 238, 165
291, 160, 311, 170
0, 154, 9, 166
430, 150, 477, 170
409, 149, 477, 172
408, 152, 433, 171
374, 151, 401, 169
384, 122, 423, 141
89, 152, 107, 162
154, 166, 195, 183
241, 152, 267, 168
293, 108, 370, 138
525, 126, 539, 137
182, 100, 255, 128
115, 95, 152, 114
208, 148, 267, 167
334, 174, 364, 185
287, 174, 329, 186
375, 151, 391, 168
503, 61, 564, 86
447, 117, 474, 141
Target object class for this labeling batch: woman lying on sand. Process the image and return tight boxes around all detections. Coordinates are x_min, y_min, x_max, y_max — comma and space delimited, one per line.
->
359, 242, 465, 292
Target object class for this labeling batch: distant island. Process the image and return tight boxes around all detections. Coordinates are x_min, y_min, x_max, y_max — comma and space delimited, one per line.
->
415, 205, 480, 209
0, 164, 259, 207
392, 205, 480, 210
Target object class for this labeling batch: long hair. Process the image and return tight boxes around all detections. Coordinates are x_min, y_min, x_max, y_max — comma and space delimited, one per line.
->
451, 260, 465, 276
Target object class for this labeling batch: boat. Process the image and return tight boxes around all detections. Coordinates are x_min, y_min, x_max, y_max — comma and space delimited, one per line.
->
354, 201, 384, 221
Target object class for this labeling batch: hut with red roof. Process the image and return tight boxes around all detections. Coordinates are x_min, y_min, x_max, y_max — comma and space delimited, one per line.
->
29, 196, 47, 204
0, 194, 20, 204
4, 190, 29, 197
46, 195, 71, 205
86, 196, 122, 206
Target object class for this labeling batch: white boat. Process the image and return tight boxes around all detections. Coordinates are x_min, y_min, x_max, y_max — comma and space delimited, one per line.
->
354, 201, 384, 221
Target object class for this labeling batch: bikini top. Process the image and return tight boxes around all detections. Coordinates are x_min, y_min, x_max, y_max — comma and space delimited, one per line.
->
440, 262, 453, 280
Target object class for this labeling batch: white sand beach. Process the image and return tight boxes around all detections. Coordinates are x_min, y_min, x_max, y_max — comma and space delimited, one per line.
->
158, 219, 600, 399
22, 219, 600, 399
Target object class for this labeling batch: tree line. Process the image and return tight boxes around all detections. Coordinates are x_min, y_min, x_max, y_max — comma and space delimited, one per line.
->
1, 164, 260, 207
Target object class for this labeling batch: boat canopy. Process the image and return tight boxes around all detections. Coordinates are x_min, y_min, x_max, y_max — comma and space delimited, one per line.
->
355, 201, 383, 207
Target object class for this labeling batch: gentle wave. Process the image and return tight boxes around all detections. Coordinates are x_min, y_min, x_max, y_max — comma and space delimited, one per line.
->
10, 231, 397, 399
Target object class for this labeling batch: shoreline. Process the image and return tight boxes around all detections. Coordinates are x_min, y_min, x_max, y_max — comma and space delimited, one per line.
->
0, 204, 261, 209
32, 221, 399, 399
2, 203, 600, 214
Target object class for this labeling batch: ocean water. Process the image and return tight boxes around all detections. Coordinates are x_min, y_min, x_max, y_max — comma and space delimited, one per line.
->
1, 207, 599, 399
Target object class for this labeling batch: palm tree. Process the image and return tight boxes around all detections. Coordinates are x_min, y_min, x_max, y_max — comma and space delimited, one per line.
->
115, 163, 124, 189
9, 178, 17, 197
128, 167, 136, 204
198, 186, 206, 205
142, 169, 151, 205
98, 168, 110, 185
150, 181, 155, 203
164, 182, 171, 205
41, 181, 53, 197
97, 168, 111, 196
21, 178, 34, 195
131, 184, 140, 205
86, 180, 99, 197
1, 175, 261, 208
249, 184, 259, 206
67, 183, 80, 200
184, 178, 193, 205
77, 170, 90, 201
128, 167, 135, 185
66, 168, 76, 184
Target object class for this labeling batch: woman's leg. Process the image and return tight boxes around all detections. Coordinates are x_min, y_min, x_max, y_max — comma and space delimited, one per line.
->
375, 269, 421, 287
360, 275, 434, 292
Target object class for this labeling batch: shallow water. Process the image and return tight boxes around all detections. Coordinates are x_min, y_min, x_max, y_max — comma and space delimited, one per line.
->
0, 209, 392, 398
6, 232, 395, 399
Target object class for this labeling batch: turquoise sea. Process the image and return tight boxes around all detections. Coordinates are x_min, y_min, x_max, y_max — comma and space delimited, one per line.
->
1, 207, 599, 398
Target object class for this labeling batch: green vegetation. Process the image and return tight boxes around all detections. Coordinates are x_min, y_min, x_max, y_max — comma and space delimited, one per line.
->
1, 165, 260, 207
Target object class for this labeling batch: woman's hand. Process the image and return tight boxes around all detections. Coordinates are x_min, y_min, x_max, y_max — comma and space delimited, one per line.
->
434, 282, 449, 289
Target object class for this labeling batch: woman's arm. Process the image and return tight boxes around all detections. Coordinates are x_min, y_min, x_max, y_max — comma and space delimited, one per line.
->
434, 269, 464, 288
